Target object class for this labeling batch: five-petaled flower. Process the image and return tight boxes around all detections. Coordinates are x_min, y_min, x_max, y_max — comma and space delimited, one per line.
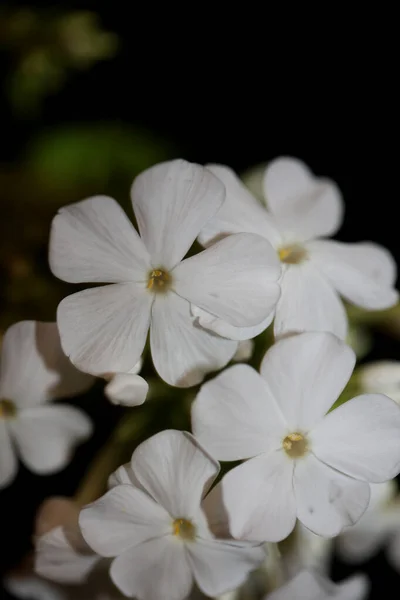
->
79, 430, 265, 600
196, 158, 398, 340
0, 321, 93, 488
192, 332, 400, 541
49, 159, 281, 387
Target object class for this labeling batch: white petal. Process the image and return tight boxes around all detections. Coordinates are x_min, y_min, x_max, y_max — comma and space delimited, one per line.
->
79, 485, 171, 557
274, 262, 348, 339
358, 361, 400, 403
10, 405, 91, 474
110, 535, 192, 600
200, 481, 230, 538
188, 537, 264, 597
4, 576, 65, 600
0, 421, 17, 489
131, 159, 225, 269
221, 451, 296, 541
107, 463, 138, 489
0, 321, 93, 408
192, 364, 286, 461
337, 518, 389, 563
191, 305, 273, 341
311, 393, 400, 482
105, 373, 148, 406
308, 240, 398, 310
294, 454, 370, 537
263, 157, 344, 240
267, 570, 369, 600
198, 164, 282, 248
260, 332, 355, 431
174, 233, 281, 328
49, 196, 150, 283
35, 526, 99, 584
150, 293, 237, 387
131, 430, 219, 518
233, 339, 254, 361
57, 284, 152, 376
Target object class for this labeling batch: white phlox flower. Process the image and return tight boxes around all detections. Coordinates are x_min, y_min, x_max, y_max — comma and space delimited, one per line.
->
191, 332, 400, 541
337, 480, 400, 571
197, 158, 398, 340
358, 360, 400, 404
265, 569, 369, 600
49, 159, 281, 387
104, 357, 148, 407
0, 321, 93, 488
79, 429, 265, 600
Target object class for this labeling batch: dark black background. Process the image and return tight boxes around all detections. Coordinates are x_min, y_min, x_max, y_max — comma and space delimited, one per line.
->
1, 3, 398, 599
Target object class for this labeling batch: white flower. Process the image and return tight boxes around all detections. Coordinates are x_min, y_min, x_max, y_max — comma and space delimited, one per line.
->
49, 159, 281, 387
79, 430, 265, 600
358, 360, 400, 404
337, 480, 400, 570
0, 321, 92, 488
104, 358, 148, 407
197, 158, 398, 340
5, 575, 66, 600
265, 570, 368, 600
192, 332, 400, 541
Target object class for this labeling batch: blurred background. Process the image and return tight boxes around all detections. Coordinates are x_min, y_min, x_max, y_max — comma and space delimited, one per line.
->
0, 3, 398, 598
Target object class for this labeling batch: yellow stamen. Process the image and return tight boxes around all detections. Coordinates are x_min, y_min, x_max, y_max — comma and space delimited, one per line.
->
283, 432, 308, 458
278, 245, 308, 264
147, 269, 171, 292
173, 518, 196, 541
0, 399, 17, 420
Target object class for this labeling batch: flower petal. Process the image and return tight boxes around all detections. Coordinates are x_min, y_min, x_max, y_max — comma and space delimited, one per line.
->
79, 485, 171, 557
0, 321, 93, 407
221, 451, 296, 542
308, 240, 398, 310
10, 405, 92, 474
191, 305, 273, 341
267, 570, 369, 600
105, 373, 148, 406
188, 537, 264, 597
49, 196, 150, 283
110, 536, 192, 600
263, 157, 343, 240
35, 526, 99, 584
311, 394, 400, 482
174, 233, 281, 328
107, 463, 137, 489
358, 361, 400, 403
192, 364, 286, 461
57, 284, 152, 376
131, 159, 225, 269
274, 263, 348, 340
260, 332, 355, 431
0, 421, 17, 489
150, 293, 237, 387
198, 164, 282, 248
131, 430, 219, 518
294, 454, 370, 537
4, 576, 64, 600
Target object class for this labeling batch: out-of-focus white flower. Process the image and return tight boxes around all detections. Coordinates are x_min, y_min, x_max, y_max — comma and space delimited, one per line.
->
104, 358, 148, 406
337, 480, 400, 570
80, 430, 265, 600
49, 159, 281, 387
0, 321, 92, 488
265, 570, 368, 600
358, 360, 400, 404
192, 332, 400, 541
198, 158, 398, 340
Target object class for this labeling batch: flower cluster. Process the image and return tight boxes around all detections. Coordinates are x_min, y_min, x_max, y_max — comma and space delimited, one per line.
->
2, 156, 400, 600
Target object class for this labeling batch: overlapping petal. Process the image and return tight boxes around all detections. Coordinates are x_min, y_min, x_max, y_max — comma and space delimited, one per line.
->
105, 373, 148, 406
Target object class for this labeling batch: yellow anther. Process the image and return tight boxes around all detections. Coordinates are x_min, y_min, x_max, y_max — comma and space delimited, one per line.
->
147, 269, 170, 292
0, 399, 17, 420
278, 245, 308, 265
283, 432, 309, 458
172, 518, 196, 541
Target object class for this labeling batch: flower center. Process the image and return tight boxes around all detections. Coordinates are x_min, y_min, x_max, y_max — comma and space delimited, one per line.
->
172, 518, 196, 541
147, 269, 171, 292
282, 432, 308, 458
278, 245, 308, 264
0, 399, 17, 420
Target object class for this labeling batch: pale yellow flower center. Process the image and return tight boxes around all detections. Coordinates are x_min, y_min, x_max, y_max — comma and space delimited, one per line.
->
282, 432, 309, 458
278, 245, 308, 264
172, 518, 196, 541
147, 269, 171, 292
0, 399, 17, 420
